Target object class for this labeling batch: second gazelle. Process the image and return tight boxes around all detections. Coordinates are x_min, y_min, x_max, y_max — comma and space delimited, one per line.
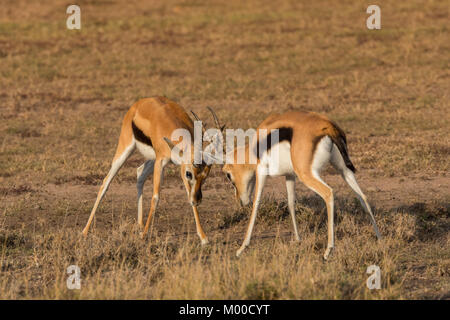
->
221, 111, 382, 259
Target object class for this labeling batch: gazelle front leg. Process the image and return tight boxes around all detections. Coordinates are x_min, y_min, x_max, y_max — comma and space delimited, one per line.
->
136, 160, 155, 227
286, 175, 300, 242
192, 206, 208, 245
141, 158, 167, 239
236, 169, 267, 257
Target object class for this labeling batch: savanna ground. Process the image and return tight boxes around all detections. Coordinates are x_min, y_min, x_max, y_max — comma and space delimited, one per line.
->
0, 0, 449, 299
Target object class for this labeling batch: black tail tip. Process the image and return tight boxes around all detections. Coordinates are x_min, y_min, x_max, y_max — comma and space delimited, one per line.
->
346, 162, 356, 173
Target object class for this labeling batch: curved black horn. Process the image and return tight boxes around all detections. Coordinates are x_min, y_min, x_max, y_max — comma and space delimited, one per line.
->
190, 110, 201, 122
206, 106, 224, 131
190, 110, 206, 133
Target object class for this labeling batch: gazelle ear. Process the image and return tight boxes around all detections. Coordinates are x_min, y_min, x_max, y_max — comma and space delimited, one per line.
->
164, 136, 185, 158
163, 137, 175, 149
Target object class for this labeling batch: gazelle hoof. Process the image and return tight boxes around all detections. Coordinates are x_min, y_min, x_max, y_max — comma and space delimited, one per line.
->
201, 238, 209, 245
323, 247, 334, 260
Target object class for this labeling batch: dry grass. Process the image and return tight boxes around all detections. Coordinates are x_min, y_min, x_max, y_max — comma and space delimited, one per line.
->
0, 0, 449, 299
1, 200, 447, 299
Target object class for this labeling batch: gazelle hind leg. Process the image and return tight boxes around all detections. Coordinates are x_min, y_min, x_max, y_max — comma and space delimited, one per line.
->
286, 175, 300, 242
299, 172, 334, 260
293, 136, 334, 259
137, 160, 155, 227
330, 145, 381, 239
142, 158, 168, 238
82, 141, 135, 236
343, 170, 381, 239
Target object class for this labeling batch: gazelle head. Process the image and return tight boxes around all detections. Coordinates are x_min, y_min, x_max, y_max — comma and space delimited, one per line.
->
222, 145, 257, 207
163, 137, 212, 206
163, 107, 225, 206
181, 161, 211, 206
222, 132, 256, 206
196, 108, 258, 207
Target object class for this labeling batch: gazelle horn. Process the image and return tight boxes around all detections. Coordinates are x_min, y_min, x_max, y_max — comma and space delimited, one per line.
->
207, 106, 226, 132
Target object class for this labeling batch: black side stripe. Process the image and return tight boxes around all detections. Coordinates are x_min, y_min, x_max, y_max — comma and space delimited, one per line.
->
132, 121, 152, 146
254, 127, 293, 159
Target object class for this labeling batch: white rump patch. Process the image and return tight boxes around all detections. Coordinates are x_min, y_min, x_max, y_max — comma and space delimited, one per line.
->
311, 136, 333, 182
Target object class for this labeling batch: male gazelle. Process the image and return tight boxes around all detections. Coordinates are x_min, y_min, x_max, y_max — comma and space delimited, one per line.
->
221, 111, 382, 259
82, 96, 214, 244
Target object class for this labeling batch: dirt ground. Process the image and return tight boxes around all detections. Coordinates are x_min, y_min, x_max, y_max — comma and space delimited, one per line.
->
0, 0, 449, 299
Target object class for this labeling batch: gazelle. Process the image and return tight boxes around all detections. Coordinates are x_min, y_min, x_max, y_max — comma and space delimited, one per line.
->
221, 111, 382, 259
82, 96, 215, 244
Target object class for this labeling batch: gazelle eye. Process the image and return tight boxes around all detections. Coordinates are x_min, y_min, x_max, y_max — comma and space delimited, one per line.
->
186, 171, 193, 180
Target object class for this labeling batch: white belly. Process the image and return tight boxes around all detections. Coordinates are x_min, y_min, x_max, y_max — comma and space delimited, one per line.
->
136, 140, 156, 160
258, 141, 294, 176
